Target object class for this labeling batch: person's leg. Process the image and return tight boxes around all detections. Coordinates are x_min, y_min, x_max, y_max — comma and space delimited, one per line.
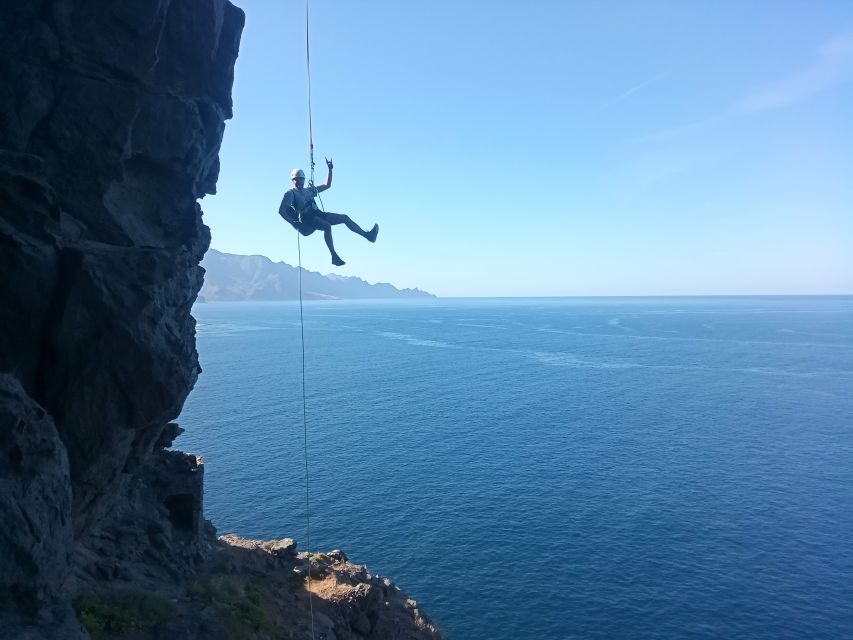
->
321, 212, 378, 242
296, 223, 316, 237
325, 228, 345, 266
307, 216, 345, 266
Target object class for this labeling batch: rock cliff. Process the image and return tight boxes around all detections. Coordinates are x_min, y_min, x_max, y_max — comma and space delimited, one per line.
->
0, 2, 443, 639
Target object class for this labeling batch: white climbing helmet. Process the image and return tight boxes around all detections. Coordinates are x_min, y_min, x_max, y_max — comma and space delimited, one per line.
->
291, 168, 305, 180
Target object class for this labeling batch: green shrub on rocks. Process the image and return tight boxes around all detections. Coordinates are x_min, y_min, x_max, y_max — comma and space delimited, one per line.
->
73, 590, 176, 637
186, 574, 273, 634
306, 552, 333, 579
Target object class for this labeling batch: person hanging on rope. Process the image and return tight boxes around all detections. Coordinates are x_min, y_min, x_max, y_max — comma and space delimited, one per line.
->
278, 158, 379, 267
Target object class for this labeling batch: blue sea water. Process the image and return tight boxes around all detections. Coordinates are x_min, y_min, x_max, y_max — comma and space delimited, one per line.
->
178, 297, 853, 640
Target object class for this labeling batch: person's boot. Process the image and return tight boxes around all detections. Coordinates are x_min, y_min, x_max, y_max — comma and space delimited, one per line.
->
332, 254, 345, 266
366, 224, 379, 243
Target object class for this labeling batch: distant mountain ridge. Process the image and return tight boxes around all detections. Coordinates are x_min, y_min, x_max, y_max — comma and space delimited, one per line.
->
199, 249, 435, 301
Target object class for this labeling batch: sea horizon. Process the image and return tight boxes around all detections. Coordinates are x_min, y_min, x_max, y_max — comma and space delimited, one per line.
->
199, 292, 853, 302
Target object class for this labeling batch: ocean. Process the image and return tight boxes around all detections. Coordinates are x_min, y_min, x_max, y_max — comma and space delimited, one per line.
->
178, 296, 853, 639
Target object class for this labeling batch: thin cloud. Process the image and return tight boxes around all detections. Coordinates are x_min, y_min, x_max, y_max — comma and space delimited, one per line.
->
637, 29, 853, 142
735, 30, 853, 114
599, 64, 682, 111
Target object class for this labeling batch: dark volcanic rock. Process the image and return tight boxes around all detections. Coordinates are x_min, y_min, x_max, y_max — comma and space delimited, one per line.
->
0, 375, 71, 601
73, 450, 212, 591
0, 0, 244, 637
0, 375, 78, 637
0, 0, 246, 533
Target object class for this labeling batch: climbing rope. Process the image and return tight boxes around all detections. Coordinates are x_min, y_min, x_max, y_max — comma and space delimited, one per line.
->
296, 233, 315, 640
300, 2, 317, 639
305, 0, 316, 188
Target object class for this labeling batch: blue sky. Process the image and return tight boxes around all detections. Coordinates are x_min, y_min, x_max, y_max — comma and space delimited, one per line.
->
204, 1, 853, 297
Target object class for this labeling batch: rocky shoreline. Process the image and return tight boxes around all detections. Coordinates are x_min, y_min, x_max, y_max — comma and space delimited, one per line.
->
71, 520, 444, 640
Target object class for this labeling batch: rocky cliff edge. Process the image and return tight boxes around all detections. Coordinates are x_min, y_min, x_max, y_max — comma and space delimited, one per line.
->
0, 2, 443, 638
